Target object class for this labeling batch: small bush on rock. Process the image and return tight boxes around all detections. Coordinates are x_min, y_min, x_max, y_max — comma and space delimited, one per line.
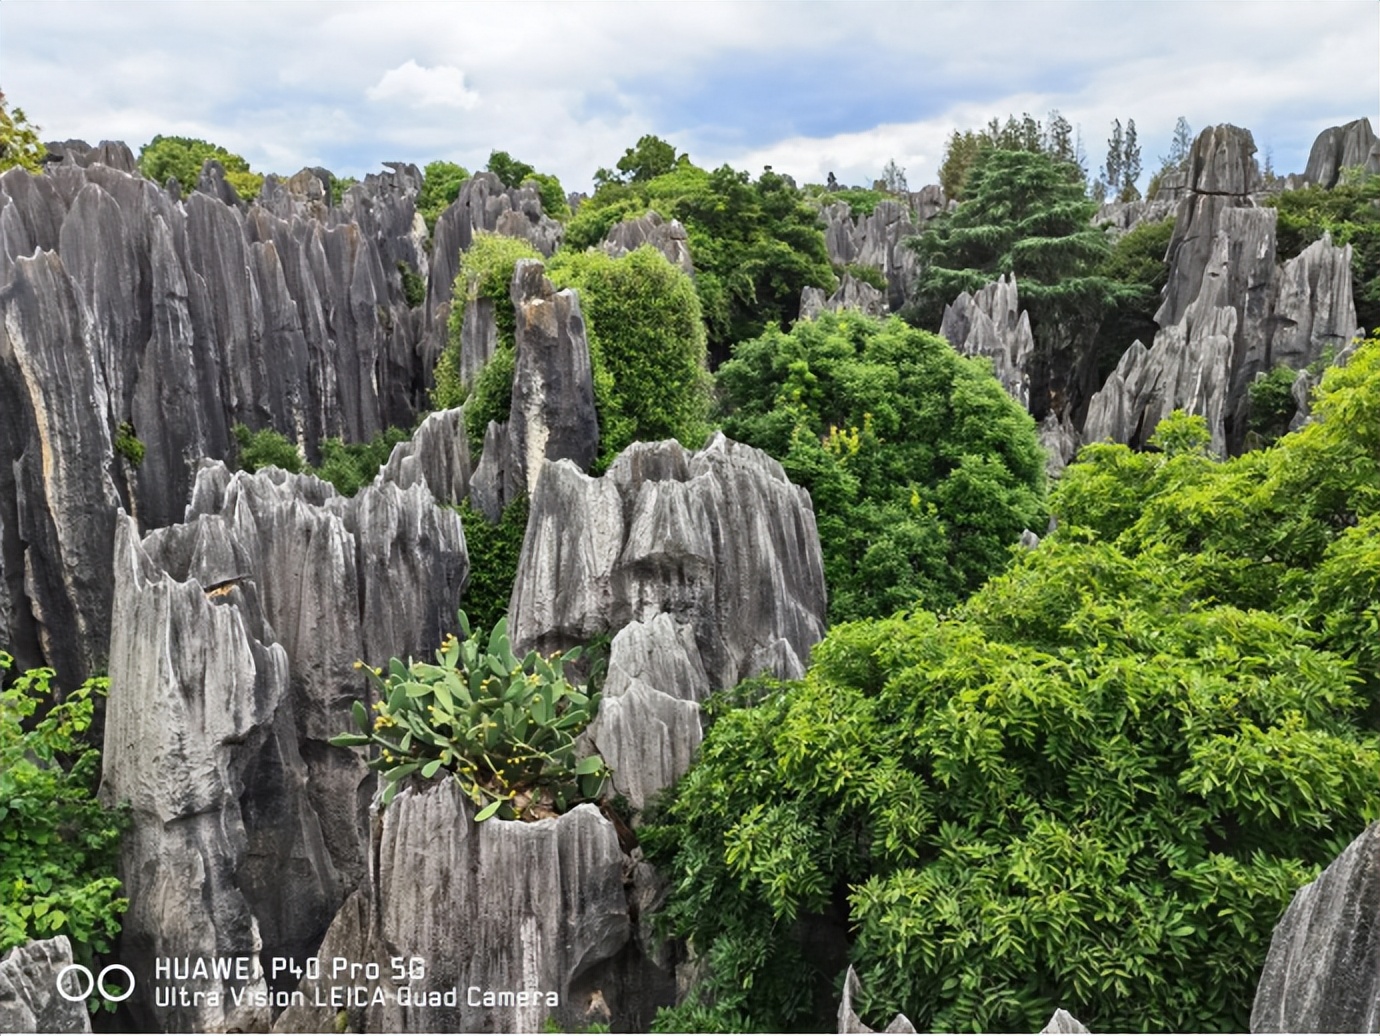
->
331, 613, 609, 819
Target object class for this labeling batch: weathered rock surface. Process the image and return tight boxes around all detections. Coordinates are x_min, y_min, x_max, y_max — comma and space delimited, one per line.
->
0, 152, 434, 679
0, 937, 92, 1034
274, 785, 670, 1034
512, 434, 826, 694
820, 191, 947, 310
1084, 124, 1359, 454
939, 273, 1035, 409
469, 259, 599, 520
601, 210, 694, 274
1301, 118, 1378, 188
423, 171, 564, 367
800, 272, 888, 320
1039, 411, 1081, 478
102, 465, 467, 1031
375, 405, 472, 506
1094, 194, 1177, 233
1251, 822, 1380, 1032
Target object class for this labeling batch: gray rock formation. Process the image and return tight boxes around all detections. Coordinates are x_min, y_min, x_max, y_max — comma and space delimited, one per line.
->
469, 259, 599, 520
0, 937, 92, 1034
423, 172, 564, 368
939, 273, 1034, 409
375, 405, 472, 506
0, 153, 433, 679
1094, 194, 1177, 234
274, 784, 670, 1034
601, 210, 694, 275
1040, 1007, 1091, 1033
837, 965, 916, 1034
587, 613, 710, 810
1301, 118, 1378, 188
42, 138, 138, 174
1083, 124, 1359, 454
820, 192, 947, 310
800, 272, 888, 321
1251, 822, 1380, 1032
1039, 411, 1081, 478
511, 434, 826, 692
102, 465, 467, 1031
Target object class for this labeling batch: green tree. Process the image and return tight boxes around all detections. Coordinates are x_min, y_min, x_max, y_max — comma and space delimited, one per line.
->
565, 151, 836, 361
548, 246, 713, 468
904, 147, 1134, 420
649, 339, 1380, 1031
1, 654, 128, 977
615, 134, 681, 182
486, 151, 569, 220
0, 90, 46, 173
1090, 215, 1175, 382
138, 135, 263, 200
716, 311, 1045, 622
417, 160, 470, 232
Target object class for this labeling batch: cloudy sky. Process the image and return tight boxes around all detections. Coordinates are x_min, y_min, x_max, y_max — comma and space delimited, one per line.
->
4, 1, 1377, 193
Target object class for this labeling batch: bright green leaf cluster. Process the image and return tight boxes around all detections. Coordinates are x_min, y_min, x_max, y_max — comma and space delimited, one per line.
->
0, 90, 46, 173
138, 134, 263, 201
0, 653, 129, 981
716, 311, 1046, 622
331, 614, 609, 819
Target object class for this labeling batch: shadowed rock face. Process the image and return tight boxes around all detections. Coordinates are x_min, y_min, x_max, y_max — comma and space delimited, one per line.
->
1083, 124, 1358, 455
1251, 822, 1380, 1033
102, 465, 467, 1032
939, 273, 1034, 410
0, 153, 433, 679
820, 190, 948, 310
0, 937, 92, 1034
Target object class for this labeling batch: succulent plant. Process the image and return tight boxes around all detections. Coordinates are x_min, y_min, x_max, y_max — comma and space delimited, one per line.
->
330, 611, 609, 820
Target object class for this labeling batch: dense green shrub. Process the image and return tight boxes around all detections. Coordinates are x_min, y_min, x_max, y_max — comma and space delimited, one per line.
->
455, 497, 528, 635
548, 246, 713, 468
232, 423, 411, 497
113, 421, 145, 467
1246, 363, 1300, 446
0, 654, 128, 973
0, 90, 45, 173
138, 135, 263, 200
486, 151, 570, 220
330, 614, 607, 818
397, 261, 426, 308
716, 311, 1045, 622
417, 160, 470, 232
565, 155, 835, 360
1091, 216, 1174, 382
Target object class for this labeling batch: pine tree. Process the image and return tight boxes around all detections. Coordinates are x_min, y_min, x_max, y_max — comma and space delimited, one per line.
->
1103, 119, 1124, 200
1118, 119, 1142, 202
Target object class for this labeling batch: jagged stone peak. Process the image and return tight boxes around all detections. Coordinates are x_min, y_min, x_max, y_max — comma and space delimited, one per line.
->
800, 271, 887, 320
1184, 123, 1260, 198
41, 138, 137, 174
1301, 117, 1379, 188
600, 208, 693, 274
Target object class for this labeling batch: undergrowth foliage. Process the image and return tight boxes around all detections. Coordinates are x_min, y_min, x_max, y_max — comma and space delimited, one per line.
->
647, 334, 1380, 1034
332, 613, 608, 819
0, 654, 128, 990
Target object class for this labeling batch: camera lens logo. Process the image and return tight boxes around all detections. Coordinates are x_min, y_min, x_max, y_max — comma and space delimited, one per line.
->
55, 964, 135, 1004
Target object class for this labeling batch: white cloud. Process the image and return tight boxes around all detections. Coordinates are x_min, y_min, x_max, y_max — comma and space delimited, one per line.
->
367, 60, 479, 110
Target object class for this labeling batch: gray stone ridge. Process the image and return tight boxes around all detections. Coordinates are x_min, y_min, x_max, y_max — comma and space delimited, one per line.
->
1081, 123, 1360, 456
1251, 822, 1380, 1033
0, 936, 93, 1034
800, 272, 888, 321
939, 272, 1035, 411
0, 149, 433, 682
272, 785, 674, 1034
600, 209, 694, 274
1300, 117, 1379, 189
100, 464, 467, 1033
818, 186, 948, 310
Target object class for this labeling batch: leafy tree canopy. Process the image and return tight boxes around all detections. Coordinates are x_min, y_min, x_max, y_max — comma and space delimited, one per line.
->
0, 90, 45, 173
547, 245, 713, 468
937, 110, 1082, 202
416, 159, 470, 232
565, 152, 836, 361
647, 332, 1380, 1034
905, 147, 1136, 417
138, 134, 263, 200
716, 311, 1045, 622
486, 150, 569, 220
597, 133, 683, 185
